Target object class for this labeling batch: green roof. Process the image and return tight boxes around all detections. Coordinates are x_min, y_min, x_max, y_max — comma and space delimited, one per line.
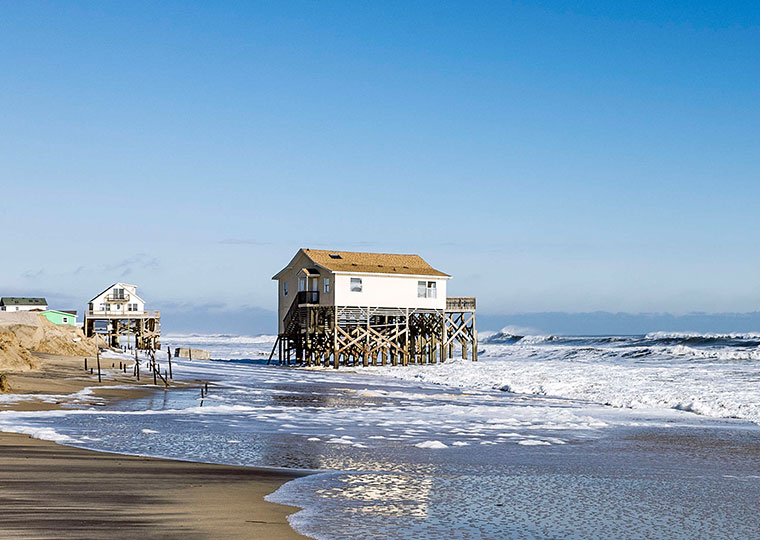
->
1, 297, 48, 306
40, 310, 76, 317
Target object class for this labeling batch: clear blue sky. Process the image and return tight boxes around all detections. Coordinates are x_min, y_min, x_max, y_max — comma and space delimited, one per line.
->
2, 1, 759, 332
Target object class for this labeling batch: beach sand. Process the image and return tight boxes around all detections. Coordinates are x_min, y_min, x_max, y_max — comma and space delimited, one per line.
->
0, 353, 310, 540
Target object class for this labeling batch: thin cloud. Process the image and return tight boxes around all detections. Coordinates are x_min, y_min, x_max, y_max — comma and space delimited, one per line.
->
22, 268, 45, 279
218, 239, 271, 246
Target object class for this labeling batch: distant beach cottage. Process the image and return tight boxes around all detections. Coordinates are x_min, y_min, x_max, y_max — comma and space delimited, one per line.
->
40, 310, 77, 326
0, 297, 48, 312
271, 249, 476, 368
84, 283, 160, 349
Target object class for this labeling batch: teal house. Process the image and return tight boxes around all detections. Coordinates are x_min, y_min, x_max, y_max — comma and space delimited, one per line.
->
40, 310, 77, 326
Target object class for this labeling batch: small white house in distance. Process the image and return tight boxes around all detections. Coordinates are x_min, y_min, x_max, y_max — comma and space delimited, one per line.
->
0, 297, 48, 311
87, 283, 145, 316
272, 249, 450, 333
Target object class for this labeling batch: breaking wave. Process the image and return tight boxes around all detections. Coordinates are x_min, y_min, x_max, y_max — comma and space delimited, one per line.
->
484, 329, 760, 349
375, 328, 760, 426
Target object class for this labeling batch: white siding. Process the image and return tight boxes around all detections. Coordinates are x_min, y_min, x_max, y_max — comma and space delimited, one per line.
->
1, 304, 48, 312
274, 251, 450, 333
333, 274, 447, 310
88, 284, 146, 315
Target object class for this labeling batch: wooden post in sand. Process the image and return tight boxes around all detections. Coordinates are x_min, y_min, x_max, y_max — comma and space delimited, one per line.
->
96, 348, 101, 382
84, 357, 88, 371
167, 350, 173, 379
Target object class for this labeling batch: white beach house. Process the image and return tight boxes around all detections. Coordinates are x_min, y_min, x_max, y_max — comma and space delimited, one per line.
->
272, 248, 450, 334
87, 283, 146, 316
0, 297, 49, 312
270, 248, 476, 368
84, 283, 160, 350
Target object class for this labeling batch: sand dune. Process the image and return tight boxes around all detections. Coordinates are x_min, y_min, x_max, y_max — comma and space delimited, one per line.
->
0, 312, 96, 372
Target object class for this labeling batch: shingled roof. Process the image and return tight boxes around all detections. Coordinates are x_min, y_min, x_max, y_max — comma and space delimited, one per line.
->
301, 249, 450, 277
1, 297, 48, 306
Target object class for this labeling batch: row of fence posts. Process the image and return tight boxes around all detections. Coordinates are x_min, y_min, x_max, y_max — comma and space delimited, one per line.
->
85, 345, 211, 403
85, 344, 175, 387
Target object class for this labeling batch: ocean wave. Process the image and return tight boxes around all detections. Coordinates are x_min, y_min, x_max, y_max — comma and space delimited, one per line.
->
164, 333, 277, 344
483, 330, 760, 349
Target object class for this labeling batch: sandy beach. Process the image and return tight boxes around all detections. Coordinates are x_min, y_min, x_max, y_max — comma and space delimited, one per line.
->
0, 353, 310, 540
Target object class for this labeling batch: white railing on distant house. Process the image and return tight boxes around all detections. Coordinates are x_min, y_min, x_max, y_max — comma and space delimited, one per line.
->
86, 310, 160, 318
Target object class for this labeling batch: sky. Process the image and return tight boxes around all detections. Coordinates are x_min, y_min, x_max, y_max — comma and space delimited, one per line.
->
1, 1, 759, 334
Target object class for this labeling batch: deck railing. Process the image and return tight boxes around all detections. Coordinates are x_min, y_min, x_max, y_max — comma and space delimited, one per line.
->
297, 290, 320, 305
105, 294, 130, 302
86, 310, 160, 318
446, 297, 476, 311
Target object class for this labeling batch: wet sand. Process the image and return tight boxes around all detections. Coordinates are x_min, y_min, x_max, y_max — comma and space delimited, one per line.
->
0, 353, 311, 539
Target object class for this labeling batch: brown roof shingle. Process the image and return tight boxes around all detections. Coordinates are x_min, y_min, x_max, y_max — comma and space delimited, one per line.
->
302, 249, 449, 277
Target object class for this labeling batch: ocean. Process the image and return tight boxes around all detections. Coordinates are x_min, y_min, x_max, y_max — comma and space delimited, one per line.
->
1, 331, 759, 539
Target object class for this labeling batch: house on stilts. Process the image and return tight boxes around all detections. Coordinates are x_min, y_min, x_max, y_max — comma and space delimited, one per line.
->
84, 283, 161, 350
270, 249, 476, 368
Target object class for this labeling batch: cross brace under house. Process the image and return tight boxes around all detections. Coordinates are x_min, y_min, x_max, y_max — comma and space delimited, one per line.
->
269, 297, 476, 368
84, 311, 161, 351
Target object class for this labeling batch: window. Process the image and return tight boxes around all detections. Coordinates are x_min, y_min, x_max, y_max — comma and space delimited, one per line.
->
99, 303, 106, 311
324, 277, 330, 294
113, 288, 125, 300
418, 281, 437, 298
128, 303, 138, 312
283, 282, 288, 296
350, 277, 362, 292
298, 278, 306, 292
62, 317, 68, 323
116, 304, 122, 310
104, 304, 110, 311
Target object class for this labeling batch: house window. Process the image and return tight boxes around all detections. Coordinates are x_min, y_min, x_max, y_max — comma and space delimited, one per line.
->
116, 304, 122, 310
418, 281, 437, 298
324, 278, 330, 294
104, 304, 110, 311
99, 303, 106, 311
350, 277, 362, 292
128, 303, 138, 312
113, 288, 125, 300
298, 278, 306, 292
283, 282, 288, 296
62, 317, 68, 323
